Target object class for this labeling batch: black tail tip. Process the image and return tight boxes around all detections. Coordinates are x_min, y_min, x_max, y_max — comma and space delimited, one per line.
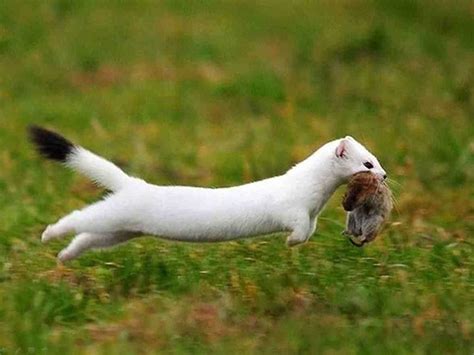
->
28, 125, 75, 162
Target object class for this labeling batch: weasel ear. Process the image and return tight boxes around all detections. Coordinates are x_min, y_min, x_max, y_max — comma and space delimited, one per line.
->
336, 139, 348, 158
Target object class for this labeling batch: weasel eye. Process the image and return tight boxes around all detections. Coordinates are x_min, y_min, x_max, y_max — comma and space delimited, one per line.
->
363, 162, 374, 169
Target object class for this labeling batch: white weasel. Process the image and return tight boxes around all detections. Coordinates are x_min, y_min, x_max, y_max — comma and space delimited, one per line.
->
29, 126, 387, 262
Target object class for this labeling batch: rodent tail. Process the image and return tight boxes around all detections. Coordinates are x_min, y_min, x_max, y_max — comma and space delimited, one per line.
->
28, 125, 133, 191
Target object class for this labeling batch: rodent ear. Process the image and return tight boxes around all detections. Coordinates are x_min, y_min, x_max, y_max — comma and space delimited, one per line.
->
342, 184, 364, 211
335, 139, 348, 158
342, 191, 357, 211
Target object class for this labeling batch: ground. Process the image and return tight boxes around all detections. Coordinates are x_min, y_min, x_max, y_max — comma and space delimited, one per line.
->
0, 1, 473, 353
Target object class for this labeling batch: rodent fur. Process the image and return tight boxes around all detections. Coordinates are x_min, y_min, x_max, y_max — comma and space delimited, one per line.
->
342, 172, 392, 246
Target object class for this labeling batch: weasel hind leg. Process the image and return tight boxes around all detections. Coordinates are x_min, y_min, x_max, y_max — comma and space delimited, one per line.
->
42, 198, 125, 243
58, 232, 140, 263
42, 210, 82, 243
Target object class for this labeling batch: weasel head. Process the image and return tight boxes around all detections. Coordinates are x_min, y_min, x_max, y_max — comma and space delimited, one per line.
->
333, 136, 386, 182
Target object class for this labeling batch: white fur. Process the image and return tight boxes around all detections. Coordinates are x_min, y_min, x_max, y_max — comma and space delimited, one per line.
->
41, 136, 386, 262
67, 147, 133, 191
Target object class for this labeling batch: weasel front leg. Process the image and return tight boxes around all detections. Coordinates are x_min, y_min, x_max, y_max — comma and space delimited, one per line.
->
286, 212, 313, 247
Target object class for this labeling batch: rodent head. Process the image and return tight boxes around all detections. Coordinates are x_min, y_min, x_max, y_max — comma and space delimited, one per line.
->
333, 136, 386, 182
342, 172, 379, 211
343, 172, 391, 210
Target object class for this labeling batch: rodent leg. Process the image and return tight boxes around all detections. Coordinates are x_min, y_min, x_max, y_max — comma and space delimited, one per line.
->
346, 213, 356, 235
362, 215, 384, 242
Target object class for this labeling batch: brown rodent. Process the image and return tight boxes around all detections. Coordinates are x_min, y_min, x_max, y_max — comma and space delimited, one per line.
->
342, 172, 392, 246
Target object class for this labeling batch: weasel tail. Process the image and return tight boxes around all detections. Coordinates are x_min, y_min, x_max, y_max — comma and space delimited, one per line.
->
28, 125, 132, 192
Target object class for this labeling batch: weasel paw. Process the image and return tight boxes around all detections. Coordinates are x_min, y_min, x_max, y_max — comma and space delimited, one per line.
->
57, 248, 75, 263
41, 225, 55, 243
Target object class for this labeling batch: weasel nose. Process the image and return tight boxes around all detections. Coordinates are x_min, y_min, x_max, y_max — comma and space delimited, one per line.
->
383, 174, 387, 180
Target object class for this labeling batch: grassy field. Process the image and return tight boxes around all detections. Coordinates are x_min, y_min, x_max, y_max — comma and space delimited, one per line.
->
0, 0, 473, 353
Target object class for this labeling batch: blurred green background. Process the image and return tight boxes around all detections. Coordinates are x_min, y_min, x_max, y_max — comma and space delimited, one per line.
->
0, 0, 473, 353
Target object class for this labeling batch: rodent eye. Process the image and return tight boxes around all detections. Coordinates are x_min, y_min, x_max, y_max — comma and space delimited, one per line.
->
363, 162, 374, 169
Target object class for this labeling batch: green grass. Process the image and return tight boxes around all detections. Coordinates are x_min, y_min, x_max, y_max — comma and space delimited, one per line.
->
0, 0, 473, 353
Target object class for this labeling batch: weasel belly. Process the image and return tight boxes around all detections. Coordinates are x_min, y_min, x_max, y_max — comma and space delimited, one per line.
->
117, 183, 284, 242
